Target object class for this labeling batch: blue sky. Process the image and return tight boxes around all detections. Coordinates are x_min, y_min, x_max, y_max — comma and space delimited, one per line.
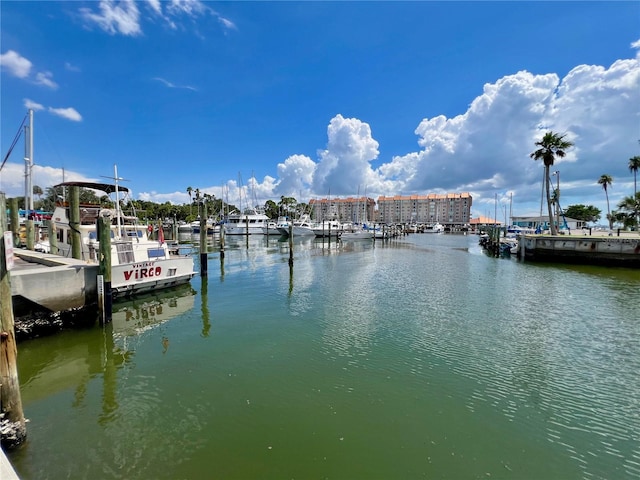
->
1, 1, 639, 221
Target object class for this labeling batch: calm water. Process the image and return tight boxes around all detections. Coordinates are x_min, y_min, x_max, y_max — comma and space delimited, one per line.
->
8, 233, 640, 479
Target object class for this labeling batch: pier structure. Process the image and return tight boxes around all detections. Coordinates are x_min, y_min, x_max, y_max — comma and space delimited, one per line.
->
519, 232, 640, 267
10, 250, 98, 316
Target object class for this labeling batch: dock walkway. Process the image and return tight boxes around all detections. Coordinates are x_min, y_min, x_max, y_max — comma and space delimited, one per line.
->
10, 249, 97, 314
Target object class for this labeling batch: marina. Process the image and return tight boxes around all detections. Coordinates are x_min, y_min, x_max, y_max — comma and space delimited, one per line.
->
4, 233, 639, 479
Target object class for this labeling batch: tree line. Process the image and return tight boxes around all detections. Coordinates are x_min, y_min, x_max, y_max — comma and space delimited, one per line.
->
10, 185, 311, 224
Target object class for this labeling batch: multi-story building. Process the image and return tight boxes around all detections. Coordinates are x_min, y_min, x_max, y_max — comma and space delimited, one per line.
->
376, 193, 472, 226
309, 197, 376, 224
310, 193, 472, 227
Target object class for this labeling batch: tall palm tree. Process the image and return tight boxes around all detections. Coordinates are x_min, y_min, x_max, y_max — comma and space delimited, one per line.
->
187, 186, 193, 215
530, 131, 573, 235
598, 174, 613, 229
629, 156, 640, 229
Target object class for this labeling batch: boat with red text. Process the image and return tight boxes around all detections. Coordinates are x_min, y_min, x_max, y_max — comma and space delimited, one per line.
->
50, 174, 195, 297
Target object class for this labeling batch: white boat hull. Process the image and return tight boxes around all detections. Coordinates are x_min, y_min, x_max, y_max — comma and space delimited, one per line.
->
111, 256, 195, 296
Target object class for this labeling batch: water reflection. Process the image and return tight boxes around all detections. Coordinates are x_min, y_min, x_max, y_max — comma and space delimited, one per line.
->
111, 284, 196, 339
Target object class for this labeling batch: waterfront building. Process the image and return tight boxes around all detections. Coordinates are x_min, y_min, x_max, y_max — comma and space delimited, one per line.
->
310, 197, 376, 223
511, 215, 586, 231
376, 193, 472, 227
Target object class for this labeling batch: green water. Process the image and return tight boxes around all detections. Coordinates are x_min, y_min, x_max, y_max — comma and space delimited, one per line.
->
8, 234, 640, 479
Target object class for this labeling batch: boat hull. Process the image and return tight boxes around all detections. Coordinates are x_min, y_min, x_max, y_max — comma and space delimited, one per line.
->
111, 256, 195, 296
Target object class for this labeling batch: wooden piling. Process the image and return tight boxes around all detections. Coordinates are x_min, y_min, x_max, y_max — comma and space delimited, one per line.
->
8, 198, 20, 248
48, 221, 58, 255
68, 185, 82, 260
288, 222, 293, 267
199, 202, 208, 277
97, 214, 113, 324
220, 222, 225, 259
0, 193, 27, 448
25, 220, 35, 250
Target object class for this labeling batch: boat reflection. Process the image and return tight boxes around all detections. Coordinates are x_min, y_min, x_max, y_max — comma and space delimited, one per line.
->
18, 285, 196, 408
111, 284, 196, 338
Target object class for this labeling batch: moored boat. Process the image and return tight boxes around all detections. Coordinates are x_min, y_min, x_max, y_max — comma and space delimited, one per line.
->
224, 207, 270, 235
51, 179, 196, 297
312, 219, 342, 238
424, 222, 445, 233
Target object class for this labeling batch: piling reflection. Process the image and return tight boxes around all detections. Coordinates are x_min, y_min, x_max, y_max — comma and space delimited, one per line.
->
201, 277, 211, 337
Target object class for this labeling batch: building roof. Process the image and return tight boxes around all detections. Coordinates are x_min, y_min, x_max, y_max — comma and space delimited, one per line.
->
470, 216, 501, 225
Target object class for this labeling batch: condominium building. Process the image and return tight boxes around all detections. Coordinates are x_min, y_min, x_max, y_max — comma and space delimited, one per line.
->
310, 193, 472, 226
376, 193, 472, 226
309, 197, 376, 223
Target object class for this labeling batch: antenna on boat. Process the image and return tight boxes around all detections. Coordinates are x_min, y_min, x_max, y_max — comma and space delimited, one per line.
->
101, 164, 129, 237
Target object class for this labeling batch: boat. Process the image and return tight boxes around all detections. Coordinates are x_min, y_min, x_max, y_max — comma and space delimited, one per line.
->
341, 223, 374, 241
262, 216, 288, 235
50, 177, 196, 297
312, 219, 342, 238
224, 207, 270, 235
424, 222, 445, 233
190, 218, 220, 235
177, 221, 192, 233
280, 213, 315, 237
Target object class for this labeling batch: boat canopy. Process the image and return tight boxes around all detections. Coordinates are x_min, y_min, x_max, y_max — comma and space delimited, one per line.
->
54, 182, 130, 195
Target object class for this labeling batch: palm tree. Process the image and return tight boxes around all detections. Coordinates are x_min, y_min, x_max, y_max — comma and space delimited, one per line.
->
187, 186, 193, 215
629, 156, 640, 229
598, 174, 613, 229
616, 192, 640, 228
530, 131, 573, 235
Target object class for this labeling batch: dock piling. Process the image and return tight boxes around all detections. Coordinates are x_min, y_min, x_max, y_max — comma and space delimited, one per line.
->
199, 201, 208, 277
8, 198, 20, 249
48, 221, 58, 255
0, 193, 27, 448
288, 223, 293, 267
97, 214, 113, 324
69, 186, 82, 260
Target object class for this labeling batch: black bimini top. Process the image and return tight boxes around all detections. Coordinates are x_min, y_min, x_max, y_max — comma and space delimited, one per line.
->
54, 182, 130, 195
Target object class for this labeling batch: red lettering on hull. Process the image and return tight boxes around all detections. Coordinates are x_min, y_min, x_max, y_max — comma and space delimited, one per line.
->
122, 266, 163, 281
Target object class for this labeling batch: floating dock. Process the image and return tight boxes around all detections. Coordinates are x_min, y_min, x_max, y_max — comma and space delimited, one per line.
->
10, 250, 97, 316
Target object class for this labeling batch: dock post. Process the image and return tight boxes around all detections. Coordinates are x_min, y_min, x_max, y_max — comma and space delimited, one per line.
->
69, 185, 82, 260
8, 198, 20, 248
25, 220, 35, 250
199, 202, 208, 277
97, 213, 112, 324
48, 221, 58, 255
288, 223, 293, 267
220, 223, 225, 259
0, 193, 27, 448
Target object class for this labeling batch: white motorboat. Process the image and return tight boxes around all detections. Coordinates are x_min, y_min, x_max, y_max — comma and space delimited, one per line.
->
224, 207, 270, 235
424, 222, 445, 233
312, 219, 342, 238
51, 178, 196, 297
341, 223, 374, 241
282, 214, 316, 237
262, 221, 281, 235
